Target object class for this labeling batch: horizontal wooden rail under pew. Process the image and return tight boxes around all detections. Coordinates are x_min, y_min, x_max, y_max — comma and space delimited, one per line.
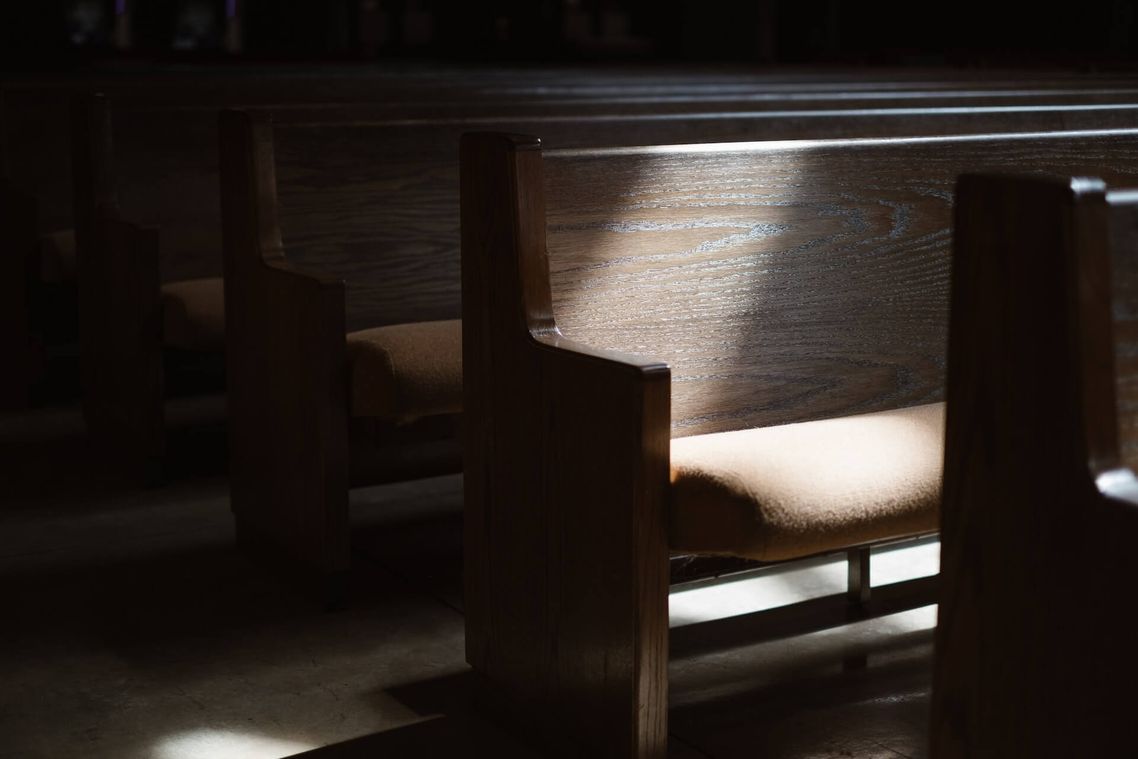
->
931, 174, 1138, 758
216, 99, 1138, 602
459, 129, 1138, 758
9, 75, 1138, 412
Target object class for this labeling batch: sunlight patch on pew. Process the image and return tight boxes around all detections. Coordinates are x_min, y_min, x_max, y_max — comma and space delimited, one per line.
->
152, 728, 316, 759
668, 539, 940, 629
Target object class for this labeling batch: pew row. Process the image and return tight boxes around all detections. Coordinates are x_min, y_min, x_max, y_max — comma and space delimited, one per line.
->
219, 111, 464, 605
931, 174, 1138, 758
9, 83, 1138, 413
217, 99, 1138, 597
71, 94, 225, 483
459, 130, 1138, 758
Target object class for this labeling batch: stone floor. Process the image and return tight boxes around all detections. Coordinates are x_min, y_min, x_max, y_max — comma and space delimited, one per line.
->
0, 405, 938, 758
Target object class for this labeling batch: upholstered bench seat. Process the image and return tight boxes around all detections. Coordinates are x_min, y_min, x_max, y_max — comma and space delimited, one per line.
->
39, 229, 77, 284
669, 402, 944, 562
346, 319, 462, 423
161, 277, 225, 352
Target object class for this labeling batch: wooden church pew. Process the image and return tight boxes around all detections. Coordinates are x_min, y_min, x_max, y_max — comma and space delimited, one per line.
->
10, 76, 1138, 414
71, 94, 225, 483
217, 95, 1138, 600
459, 129, 1138, 758
931, 174, 1138, 758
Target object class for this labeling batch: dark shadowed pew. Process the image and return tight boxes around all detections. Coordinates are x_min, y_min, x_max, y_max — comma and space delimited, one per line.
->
459, 129, 1138, 758
215, 97, 1138, 602
931, 174, 1138, 758
71, 94, 225, 484
9, 74, 1138, 411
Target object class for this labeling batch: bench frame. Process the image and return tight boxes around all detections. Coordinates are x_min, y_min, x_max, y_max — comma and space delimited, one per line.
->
219, 109, 462, 606
461, 132, 938, 758
932, 174, 1138, 757
71, 93, 168, 483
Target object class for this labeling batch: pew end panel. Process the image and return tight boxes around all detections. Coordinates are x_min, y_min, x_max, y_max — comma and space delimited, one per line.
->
461, 132, 672, 758
72, 93, 171, 483
74, 95, 168, 482
932, 173, 1138, 758
220, 108, 352, 598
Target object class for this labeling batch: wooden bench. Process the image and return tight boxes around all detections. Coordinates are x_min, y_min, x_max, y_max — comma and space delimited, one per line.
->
10, 76, 1138, 411
215, 95, 1138, 600
71, 94, 226, 483
931, 174, 1138, 758
459, 129, 1138, 758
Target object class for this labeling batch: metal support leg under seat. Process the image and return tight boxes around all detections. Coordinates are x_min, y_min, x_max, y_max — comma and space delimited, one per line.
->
847, 547, 871, 608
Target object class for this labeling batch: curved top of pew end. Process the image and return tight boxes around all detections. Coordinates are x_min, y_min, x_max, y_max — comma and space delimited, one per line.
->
460, 131, 542, 152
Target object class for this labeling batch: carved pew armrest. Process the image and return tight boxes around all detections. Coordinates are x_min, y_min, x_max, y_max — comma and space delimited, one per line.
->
262, 257, 344, 291
530, 328, 669, 379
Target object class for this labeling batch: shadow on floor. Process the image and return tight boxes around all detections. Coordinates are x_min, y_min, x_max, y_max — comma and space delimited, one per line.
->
284, 715, 543, 759
0, 536, 423, 659
0, 402, 227, 504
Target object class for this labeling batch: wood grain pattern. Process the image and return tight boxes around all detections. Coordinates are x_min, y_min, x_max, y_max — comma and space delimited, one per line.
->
6, 75, 1134, 410
932, 174, 1138, 758
258, 106, 1138, 334
461, 133, 671, 758
13, 88, 1138, 292
221, 111, 463, 600
1108, 194, 1138, 472
541, 131, 1138, 437
220, 109, 352, 598
464, 131, 1138, 758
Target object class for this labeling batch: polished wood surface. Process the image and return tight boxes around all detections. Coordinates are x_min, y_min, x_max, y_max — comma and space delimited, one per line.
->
463, 130, 1138, 758
220, 111, 464, 598
462, 133, 671, 758
10, 80, 1138, 412
932, 174, 1138, 757
220, 109, 351, 597
542, 131, 1138, 438
262, 103, 1138, 333
1109, 193, 1138, 472
8, 81, 1138, 284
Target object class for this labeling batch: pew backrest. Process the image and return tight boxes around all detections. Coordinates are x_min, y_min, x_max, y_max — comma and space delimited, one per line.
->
525, 130, 1138, 437
11, 81, 1138, 282
247, 106, 1138, 334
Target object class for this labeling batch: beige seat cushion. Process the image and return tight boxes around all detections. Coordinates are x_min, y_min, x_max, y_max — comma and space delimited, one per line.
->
161, 277, 225, 352
670, 402, 944, 562
346, 319, 462, 423
39, 229, 77, 284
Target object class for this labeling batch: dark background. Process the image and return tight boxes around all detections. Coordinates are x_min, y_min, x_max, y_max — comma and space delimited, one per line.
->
2, 0, 1137, 72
